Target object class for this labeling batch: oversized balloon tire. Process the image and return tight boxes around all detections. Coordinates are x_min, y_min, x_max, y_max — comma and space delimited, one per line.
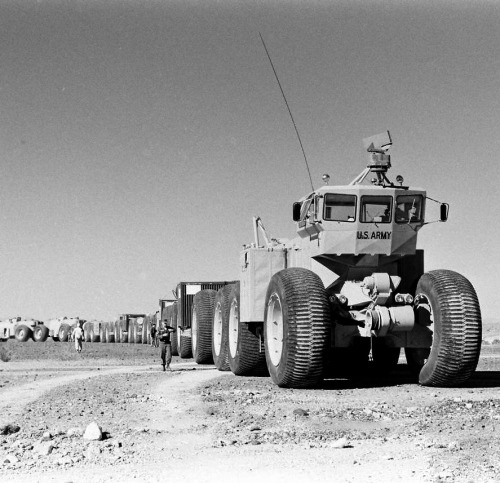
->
114, 321, 121, 343
83, 322, 92, 342
99, 324, 106, 343
15, 325, 32, 342
264, 268, 330, 388
128, 321, 135, 344
192, 290, 216, 364
58, 324, 70, 342
411, 270, 482, 387
170, 304, 178, 355
178, 328, 192, 359
33, 325, 49, 342
90, 326, 99, 343
212, 285, 232, 371
228, 283, 268, 377
105, 324, 115, 343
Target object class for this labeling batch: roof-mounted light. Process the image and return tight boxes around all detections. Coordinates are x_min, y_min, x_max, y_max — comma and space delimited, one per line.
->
322, 174, 330, 185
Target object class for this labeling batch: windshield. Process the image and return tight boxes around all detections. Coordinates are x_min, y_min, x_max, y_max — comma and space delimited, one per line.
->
395, 195, 423, 223
324, 194, 356, 222
360, 195, 392, 223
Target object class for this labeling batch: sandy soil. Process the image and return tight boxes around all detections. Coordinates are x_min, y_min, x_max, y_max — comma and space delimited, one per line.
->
1, 333, 500, 483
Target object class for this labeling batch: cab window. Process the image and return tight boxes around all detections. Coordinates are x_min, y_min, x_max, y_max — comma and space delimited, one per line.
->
324, 194, 356, 222
395, 195, 423, 223
360, 195, 392, 223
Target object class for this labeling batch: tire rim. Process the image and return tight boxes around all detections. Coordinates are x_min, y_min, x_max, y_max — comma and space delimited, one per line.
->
266, 292, 283, 367
228, 299, 239, 358
192, 308, 198, 354
213, 302, 222, 357
19, 328, 26, 339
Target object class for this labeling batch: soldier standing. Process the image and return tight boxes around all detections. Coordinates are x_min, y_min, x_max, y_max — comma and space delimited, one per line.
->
158, 323, 176, 371
73, 321, 84, 353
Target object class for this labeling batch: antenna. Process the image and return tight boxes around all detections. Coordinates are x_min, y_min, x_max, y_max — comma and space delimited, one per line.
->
259, 33, 314, 192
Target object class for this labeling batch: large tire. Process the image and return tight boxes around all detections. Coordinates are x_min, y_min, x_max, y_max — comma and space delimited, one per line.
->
99, 324, 106, 343
15, 325, 32, 342
178, 329, 192, 358
170, 304, 178, 355
411, 270, 482, 387
114, 321, 121, 343
228, 283, 268, 377
264, 268, 330, 388
90, 325, 100, 343
83, 322, 92, 342
105, 324, 115, 343
212, 285, 232, 371
142, 319, 149, 345
192, 290, 216, 364
135, 322, 143, 344
128, 321, 135, 344
33, 325, 49, 342
58, 324, 70, 342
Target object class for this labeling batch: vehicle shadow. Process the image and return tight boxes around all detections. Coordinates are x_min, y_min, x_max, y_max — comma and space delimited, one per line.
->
320, 367, 500, 390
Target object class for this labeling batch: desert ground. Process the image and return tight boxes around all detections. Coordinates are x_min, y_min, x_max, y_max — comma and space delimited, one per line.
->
1, 321, 500, 483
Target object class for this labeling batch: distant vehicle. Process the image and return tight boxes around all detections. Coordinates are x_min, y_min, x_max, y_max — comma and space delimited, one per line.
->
0, 316, 46, 342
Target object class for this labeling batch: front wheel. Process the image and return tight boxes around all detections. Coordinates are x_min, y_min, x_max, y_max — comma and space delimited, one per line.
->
413, 270, 482, 387
264, 268, 330, 388
58, 324, 70, 342
15, 325, 32, 342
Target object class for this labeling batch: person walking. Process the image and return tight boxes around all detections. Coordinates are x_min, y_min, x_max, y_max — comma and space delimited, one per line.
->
150, 324, 157, 347
73, 321, 84, 353
158, 322, 176, 371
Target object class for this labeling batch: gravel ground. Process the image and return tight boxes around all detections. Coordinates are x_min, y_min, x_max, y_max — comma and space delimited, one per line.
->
1, 326, 500, 483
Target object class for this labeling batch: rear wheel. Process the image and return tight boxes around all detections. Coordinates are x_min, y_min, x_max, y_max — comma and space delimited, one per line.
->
228, 283, 268, 376
83, 322, 92, 342
212, 285, 232, 371
15, 325, 32, 342
412, 270, 482, 386
264, 268, 330, 388
178, 326, 192, 358
99, 324, 106, 343
90, 325, 99, 343
33, 325, 49, 342
192, 290, 216, 364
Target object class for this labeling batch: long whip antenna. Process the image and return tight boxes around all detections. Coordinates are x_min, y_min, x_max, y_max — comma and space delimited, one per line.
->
259, 33, 314, 192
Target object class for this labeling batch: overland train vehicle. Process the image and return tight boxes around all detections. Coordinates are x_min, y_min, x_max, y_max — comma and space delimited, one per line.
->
190, 131, 481, 388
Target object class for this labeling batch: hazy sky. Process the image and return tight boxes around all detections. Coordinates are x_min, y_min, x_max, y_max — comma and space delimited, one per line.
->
1, 0, 499, 321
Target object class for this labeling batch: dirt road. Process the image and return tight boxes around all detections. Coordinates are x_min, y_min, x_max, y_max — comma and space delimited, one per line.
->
1, 341, 500, 482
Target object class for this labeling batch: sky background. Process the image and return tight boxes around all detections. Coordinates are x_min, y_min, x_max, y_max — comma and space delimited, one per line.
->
1, 0, 499, 322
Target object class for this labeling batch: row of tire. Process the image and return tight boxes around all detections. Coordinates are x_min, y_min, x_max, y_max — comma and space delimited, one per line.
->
12, 320, 155, 345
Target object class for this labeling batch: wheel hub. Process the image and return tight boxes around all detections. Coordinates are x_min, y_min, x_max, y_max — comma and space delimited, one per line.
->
266, 292, 283, 367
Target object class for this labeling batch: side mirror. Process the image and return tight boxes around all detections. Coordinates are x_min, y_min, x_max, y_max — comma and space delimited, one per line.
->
440, 203, 449, 222
292, 202, 302, 222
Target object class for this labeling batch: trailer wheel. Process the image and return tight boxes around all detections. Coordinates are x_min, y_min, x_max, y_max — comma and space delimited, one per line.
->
192, 290, 216, 364
371, 339, 401, 373
105, 324, 115, 343
58, 324, 70, 342
83, 322, 92, 342
170, 304, 178, 355
212, 285, 232, 371
178, 326, 192, 358
412, 270, 481, 387
89, 326, 99, 343
128, 321, 135, 344
264, 268, 330, 388
142, 319, 149, 344
33, 325, 49, 342
15, 325, 32, 342
135, 322, 143, 344
114, 321, 121, 343
227, 283, 268, 376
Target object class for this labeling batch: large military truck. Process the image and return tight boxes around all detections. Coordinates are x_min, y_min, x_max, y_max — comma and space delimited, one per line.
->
192, 131, 481, 388
0, 317, 45, 342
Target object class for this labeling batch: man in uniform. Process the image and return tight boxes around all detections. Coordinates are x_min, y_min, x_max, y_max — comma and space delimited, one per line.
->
73, 321, 84, 353
158, 322, 176, 371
